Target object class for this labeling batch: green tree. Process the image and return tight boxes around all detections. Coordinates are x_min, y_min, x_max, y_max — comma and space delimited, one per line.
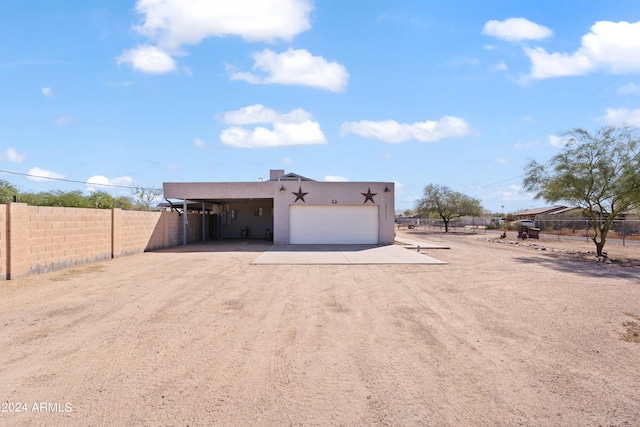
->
90, 191, 133, 209
523, 125, 640, 256
114, 196, 134, 210
15, 188, 135, 209
16, 191, 45, 206
415, 184, 483, 232
22, 190, 91, 208
0, 179, 19, 203
50, 190, 91, 208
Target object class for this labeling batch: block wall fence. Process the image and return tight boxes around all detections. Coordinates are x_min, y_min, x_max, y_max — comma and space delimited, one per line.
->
1, 203, 203, 280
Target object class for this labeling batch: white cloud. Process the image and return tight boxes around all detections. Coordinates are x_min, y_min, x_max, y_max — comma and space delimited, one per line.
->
86, 175, 134, 192
340, 116, 472, 143
523, 47, 592, 80
548, 135, 569, 147
41, 87, 52, 98
229, 48, 349, 92
193, 138, 206, 148
483, 18, 552, 41
27, 167, 65, 182
495, 158, 509, 164
619, 83, 640, 94
324, 175, 348, 182
221, 121, 326, 148
134, 0, 313, 50
219, 105, 326, 148
120, 0, 313, 74
280, 156, 294, 164
1, 148, 26, 163
603, 108, 640, 126
524, 20, 640, 80
116, 45, 176, 74
222, 104, 312, 125
490, 60, 508, 72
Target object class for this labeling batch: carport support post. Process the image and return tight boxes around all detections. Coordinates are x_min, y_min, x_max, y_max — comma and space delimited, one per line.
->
183, 200, 187, 246
202, 202, 205, 242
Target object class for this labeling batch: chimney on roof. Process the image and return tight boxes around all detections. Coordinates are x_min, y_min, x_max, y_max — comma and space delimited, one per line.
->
270, 169, 285, 180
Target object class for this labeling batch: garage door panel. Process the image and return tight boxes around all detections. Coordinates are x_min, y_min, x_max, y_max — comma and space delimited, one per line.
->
290, 205, 378, 244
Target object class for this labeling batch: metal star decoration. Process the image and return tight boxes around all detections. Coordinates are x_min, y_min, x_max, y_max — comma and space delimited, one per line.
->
361, 187, 377, 204
292, 186, 308, 203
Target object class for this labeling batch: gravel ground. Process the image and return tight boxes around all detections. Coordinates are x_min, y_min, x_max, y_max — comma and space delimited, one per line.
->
1, 233, 639, 426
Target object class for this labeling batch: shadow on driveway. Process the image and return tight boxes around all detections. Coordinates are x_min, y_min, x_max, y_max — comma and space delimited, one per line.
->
514, 254, 640, 281
155, 240, 273, 253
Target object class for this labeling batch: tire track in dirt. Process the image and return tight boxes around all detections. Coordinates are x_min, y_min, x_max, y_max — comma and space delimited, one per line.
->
341, 265, 499, 426
33, 250, 249, 425
100, 251, 265, 426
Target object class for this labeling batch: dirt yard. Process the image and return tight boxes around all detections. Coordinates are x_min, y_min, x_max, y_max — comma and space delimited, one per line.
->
1, 233, 639, 426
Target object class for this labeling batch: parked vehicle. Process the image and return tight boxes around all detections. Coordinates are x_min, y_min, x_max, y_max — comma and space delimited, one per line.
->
517, 224, 539, 239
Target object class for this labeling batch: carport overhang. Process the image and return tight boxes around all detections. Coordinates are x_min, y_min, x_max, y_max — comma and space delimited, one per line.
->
164, 182, 277, 245
164, 182, 277, 201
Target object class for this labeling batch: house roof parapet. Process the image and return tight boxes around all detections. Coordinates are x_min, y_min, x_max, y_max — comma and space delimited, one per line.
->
516, 206, 566, 216
267, 172, 315, 182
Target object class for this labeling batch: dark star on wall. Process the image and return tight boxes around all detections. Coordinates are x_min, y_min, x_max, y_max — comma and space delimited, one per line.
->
292, 186, 308, 203
361, 187, 377, 204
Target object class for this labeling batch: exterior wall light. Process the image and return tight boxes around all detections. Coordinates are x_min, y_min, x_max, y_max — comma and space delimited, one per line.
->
384, 186, 390, 192
279, 185, 286, 192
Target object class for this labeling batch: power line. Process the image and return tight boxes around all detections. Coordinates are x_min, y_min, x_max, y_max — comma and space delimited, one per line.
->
482, 70, 640, 189
0, 169, 162, 191
479, 174, 526, 188
516, 69, 640, 141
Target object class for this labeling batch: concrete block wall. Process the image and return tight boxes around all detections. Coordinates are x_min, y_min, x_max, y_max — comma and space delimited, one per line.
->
0, 204, 203, 280
0, 205, 7, 280
11, 204, 113, 278
163, 211, 182, 248
7, 203, 36, 279
117, 210, 165, 256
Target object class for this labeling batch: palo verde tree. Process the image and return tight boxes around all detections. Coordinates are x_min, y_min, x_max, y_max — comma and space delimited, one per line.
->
523, 125, 640, 257
415, 184, 483, 232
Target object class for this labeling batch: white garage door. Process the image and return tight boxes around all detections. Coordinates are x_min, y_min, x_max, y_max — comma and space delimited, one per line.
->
289, 205, 379, 244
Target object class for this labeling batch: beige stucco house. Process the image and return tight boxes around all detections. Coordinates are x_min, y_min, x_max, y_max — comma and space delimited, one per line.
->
163, 169, 395, 245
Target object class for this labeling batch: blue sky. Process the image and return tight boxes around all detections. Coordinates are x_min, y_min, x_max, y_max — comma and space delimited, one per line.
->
3, 0, 640, 213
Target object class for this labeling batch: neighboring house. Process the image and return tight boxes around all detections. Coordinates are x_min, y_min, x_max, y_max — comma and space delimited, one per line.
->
619, 208, 640, 220
163, 169, 395, 245
547, 206, 585, 218
515, 206, 566, 221
547, 206, 639, 219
